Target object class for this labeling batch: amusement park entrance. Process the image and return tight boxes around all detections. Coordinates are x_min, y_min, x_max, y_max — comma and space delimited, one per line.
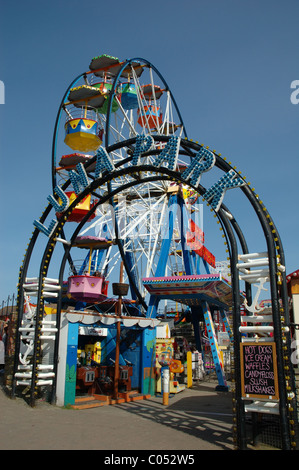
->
9, 54, 298, 450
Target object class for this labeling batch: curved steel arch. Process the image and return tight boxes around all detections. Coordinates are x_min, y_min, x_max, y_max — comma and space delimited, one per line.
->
13, 103, 296, 448
16, 138, 290, 348
15, 138, 289, 352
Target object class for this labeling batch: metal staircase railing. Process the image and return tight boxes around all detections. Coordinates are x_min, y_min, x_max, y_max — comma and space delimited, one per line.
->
12, 278, 60, 400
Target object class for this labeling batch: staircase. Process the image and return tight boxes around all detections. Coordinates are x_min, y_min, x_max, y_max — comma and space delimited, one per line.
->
12, 278, 60, 403
71, 391, 151, 409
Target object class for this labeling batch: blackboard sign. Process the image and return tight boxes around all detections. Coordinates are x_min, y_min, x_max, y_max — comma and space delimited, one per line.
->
240, 342, 279, 400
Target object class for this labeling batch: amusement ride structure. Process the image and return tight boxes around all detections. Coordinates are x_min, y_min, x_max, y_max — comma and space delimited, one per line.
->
10, 54, 298, 450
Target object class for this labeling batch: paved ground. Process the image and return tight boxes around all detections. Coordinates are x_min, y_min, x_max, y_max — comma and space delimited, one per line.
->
1, 378, 234, 452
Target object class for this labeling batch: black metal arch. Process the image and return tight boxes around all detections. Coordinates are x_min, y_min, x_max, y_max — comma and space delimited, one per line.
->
13, 133, 296, 449
14, 138, 286, 361
10, 50, 296, 450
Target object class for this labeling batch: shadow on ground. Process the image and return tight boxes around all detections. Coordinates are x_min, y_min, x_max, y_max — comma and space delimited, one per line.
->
113, 383, 234, 450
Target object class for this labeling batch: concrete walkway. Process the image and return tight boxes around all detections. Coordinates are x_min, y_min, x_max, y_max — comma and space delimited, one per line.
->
1, 378, 234, 451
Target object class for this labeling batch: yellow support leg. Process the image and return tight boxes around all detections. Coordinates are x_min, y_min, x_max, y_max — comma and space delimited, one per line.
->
187, 351, 192, 388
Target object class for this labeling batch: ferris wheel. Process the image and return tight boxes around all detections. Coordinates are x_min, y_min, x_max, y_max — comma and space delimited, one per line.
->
53, 54, 188, 186
52, 54, 209, 312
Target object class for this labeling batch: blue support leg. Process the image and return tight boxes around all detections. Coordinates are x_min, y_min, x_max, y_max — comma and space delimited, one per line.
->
178, 195, 195, 276
124, 238, 139, 302
155, 193, 178, 278
219, 309, 234, 344
202, 301, 229, 391
190, 305, 203, 353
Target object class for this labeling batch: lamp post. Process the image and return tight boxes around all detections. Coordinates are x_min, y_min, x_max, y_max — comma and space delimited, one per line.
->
112, 262, 129, 399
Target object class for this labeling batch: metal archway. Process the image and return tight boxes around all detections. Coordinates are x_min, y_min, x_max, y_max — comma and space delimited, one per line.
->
11, 57, 297, 450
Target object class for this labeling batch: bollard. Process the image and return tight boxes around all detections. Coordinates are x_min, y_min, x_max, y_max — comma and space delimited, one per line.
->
161, 366, 170, 405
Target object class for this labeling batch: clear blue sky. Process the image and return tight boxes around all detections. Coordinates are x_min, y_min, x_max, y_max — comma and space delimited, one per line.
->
0, 0, 298, 300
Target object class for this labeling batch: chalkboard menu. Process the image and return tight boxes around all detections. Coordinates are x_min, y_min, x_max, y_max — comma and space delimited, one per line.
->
240, 342, 279, 400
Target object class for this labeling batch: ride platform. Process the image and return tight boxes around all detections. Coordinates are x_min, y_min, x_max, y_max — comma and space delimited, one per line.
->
142, 273, 242, 309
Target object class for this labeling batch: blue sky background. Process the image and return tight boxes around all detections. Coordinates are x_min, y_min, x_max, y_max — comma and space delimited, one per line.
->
0, 0, 298, 301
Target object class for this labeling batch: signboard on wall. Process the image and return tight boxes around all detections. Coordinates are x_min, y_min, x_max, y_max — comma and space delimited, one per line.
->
240, 342, 279, 400
78, 326, 108, 336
